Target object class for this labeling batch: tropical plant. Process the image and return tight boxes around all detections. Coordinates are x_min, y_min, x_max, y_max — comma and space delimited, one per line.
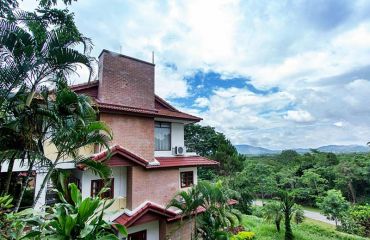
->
167, 180, 242, 240
263, 201, 283, 232
32, 79, 112, 207
0, 0, 102, 207
2, 183, 127, 240
280, 191, 295, 240
317, 189, 349, 227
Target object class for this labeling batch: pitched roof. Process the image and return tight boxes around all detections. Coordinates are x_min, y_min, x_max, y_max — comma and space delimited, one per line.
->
91, 145, 149, 167
69, 82, 202, 122
88, 145, 218, 169
148, 156, 219, 168
114, 202, 177, 227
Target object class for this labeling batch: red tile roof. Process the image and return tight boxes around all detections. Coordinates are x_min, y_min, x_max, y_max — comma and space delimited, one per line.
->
87, 145, 218, 169
114, 202, 177, 227
91, 145, 149, 167
148, 156, 219, 168
70, 80, 99, 91
69, 82, 202, 122
167, 199, 238, 222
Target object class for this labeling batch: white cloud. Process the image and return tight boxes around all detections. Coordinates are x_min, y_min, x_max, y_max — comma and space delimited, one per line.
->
194, 97, 210, 108
334, 121, 344, 127
284, 110, 315, 123
18, 0, 370, 148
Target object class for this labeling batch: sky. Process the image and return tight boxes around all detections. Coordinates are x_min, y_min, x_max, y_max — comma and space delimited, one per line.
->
22, 0, 370, 149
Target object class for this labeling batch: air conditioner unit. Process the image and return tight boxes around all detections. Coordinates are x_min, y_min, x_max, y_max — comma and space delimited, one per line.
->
174, 146, 185, 156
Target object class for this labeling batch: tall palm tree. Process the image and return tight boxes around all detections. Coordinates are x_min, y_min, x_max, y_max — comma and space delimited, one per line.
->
0, 8, 107, 208
32, 79, 112, 207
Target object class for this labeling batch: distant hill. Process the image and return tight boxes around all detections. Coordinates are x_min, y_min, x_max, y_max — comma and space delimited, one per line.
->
235, 145, 280, 155
316, 145, 370, 153
235, 144, 370, 155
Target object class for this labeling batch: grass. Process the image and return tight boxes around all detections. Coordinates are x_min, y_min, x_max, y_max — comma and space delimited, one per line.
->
242, 215, 368, 240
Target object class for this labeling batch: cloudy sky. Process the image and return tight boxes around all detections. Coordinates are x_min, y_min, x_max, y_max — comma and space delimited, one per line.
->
23, 0, 370, 149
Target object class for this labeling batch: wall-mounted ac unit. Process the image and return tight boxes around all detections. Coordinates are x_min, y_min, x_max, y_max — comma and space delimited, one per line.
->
174, 146, 185, 156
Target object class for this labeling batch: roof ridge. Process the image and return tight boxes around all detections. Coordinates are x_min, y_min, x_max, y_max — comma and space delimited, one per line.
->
70, 80, 99, 90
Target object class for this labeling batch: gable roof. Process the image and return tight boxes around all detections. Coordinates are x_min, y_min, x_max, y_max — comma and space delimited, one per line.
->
91, 145, 149, 167
114, 202, 177, 227
70, 82, 202, 122
86, 145, 218, 169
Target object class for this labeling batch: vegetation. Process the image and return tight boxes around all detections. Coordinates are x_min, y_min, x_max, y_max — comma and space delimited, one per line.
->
317, 189, 350, 226
0, 1, 126, 239
185, 124, 370, 238
0, 183, 127, 239
167, 180, 243, 239
0, 0, 112, 209
242, 215, 367, 240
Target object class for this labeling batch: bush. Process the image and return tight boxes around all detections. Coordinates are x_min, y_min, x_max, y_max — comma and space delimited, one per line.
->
231, 231, 256, 240
251, 206, 264, 218
339, 204, 370, 237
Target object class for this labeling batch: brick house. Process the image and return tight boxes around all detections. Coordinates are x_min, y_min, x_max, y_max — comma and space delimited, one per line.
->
68, 50, 218, 239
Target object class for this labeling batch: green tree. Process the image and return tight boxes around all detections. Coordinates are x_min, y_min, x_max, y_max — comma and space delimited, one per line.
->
185, 124, 243, 178
318, 189, 349, 227
279, 150, 300, 164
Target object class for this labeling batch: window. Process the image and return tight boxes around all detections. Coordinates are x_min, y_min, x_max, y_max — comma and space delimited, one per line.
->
155, 121, 171, 151
68, 176, 81, 191
127, 230, 147, 240
91, 178, 114, 199
180, 171, 194, 188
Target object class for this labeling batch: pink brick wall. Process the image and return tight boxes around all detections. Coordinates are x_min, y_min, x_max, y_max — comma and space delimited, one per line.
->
98, 51, 155, 109
165, 219, 194, 240
128, 166, 179, 210
100, 112, 154, 161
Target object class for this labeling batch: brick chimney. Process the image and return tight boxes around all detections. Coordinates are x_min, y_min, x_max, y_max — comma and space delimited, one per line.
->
97, 50, 155, 109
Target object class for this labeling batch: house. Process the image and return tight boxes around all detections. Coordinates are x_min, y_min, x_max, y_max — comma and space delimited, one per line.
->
0, 50, 218, 239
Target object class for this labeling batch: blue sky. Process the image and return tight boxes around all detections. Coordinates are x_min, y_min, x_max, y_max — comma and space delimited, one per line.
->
23, 0, 370, 149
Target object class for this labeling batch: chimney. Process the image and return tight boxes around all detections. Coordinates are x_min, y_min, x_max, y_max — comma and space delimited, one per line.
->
97, 50, 155, 109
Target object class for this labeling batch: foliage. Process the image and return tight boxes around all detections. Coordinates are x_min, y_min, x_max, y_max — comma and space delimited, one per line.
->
230, 231, 256, 240
0, 0, 114, 209
184, 124, 245, 178
263, 201, 283, 232
317, 189, 349, 227
280, 191, 295, 240
167, 180, 242, 240
242, 214, 367, 240
0, 183, 127, 239
339, 204, 370, 237
293, 206, 305, 224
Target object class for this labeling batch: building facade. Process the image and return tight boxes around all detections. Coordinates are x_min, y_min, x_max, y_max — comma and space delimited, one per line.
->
1, 50, 218, 239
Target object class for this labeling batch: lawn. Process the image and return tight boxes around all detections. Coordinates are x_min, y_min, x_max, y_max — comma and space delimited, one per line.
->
242, 215, 368, 240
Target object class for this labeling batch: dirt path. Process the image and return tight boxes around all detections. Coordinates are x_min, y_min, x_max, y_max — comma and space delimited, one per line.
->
253, 200, 338, 226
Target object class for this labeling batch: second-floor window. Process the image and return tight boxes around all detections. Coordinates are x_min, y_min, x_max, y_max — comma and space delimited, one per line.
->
155, 121, 171, 151
91, 179, 114, 199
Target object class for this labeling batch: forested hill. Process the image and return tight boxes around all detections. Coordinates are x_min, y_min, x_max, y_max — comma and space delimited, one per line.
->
236, 144, 370, 155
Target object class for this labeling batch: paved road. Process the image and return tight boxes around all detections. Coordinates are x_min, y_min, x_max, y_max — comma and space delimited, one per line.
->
253, 200, 338, 226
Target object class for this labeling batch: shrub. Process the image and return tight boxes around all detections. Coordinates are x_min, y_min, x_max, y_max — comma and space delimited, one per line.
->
231, 231, 256, 240
251, 206, 264, 218
339, 204, 370, 237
